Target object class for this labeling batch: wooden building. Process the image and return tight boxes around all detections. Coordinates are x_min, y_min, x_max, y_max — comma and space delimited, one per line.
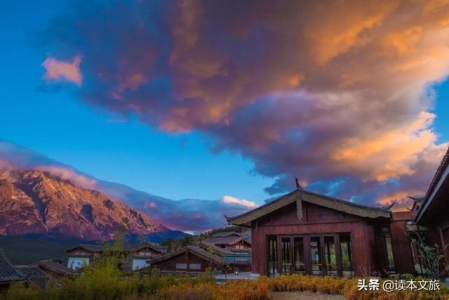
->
202, 234, 251, 250
65, 243, 165, 271
149, 244, 224, 274
227, 189, 394, 277
65, 244, 104, 270
149, 242, 251, 274
124, 244, 165, 271
16, 260, 74, 291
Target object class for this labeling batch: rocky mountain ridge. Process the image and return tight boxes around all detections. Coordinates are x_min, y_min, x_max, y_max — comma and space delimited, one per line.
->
0, 169, 170, 240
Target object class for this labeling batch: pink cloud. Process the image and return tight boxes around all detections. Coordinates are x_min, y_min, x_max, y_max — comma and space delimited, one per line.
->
42, 55, 82, 86
41, 1, 449, 208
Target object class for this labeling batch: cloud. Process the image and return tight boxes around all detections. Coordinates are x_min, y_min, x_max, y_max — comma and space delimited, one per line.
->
34, 165, 96, 190
222, 195, 258, 209
42, 55, 82, 85
97, 180, 256, 233
41, 0, 449, 208
0, 140, 95, 190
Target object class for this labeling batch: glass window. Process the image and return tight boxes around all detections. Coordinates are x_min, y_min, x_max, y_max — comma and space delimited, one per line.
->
340, 233, 352, 271
281, 237, 292, 274
324, 236, 337, 276
310, 236, 323, 275
293, 237, 305, 274
383, 227, 395, 270
267, 235, 278, 276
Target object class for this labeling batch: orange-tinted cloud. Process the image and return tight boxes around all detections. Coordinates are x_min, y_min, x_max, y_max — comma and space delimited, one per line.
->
41, 0, 449, 208
42, 55, 82, 86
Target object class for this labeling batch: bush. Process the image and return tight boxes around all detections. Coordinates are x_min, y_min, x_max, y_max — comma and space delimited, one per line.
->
6, 266, 449, 300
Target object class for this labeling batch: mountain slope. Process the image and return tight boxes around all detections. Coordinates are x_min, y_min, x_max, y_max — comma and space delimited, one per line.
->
0, 169, 169, 240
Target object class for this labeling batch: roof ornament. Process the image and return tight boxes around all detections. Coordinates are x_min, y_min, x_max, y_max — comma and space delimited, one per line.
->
295, 177, 303, 190
386, 202, 396, 210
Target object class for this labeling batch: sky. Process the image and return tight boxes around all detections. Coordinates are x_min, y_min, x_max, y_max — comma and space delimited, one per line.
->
1, 0, 449, 231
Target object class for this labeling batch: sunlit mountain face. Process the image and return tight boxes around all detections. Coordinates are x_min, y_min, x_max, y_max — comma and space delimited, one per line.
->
0, 141, 259, 234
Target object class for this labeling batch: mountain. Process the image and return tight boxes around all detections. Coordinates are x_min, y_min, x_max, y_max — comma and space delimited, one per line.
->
0, 140, 256, 234
0, 169, 171, 240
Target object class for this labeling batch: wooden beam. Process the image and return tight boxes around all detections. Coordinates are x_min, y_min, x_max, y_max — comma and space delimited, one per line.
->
296, 193, 303, 220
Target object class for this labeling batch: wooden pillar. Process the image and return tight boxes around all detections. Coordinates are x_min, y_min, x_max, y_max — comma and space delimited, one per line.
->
335, 234, 342, 277
296, 193, 303, 221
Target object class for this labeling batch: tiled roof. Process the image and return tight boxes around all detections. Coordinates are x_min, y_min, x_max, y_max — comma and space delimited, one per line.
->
67, 243, 165, 254
199, 242, 251, 256
210, 231, 241, 238
149, 244, 224, 265
66, 244, 105, 253
415, 146, 449, 223
38, 260, 74, 276
0, 250, 26, 282
125, 243, 164, 253
186, 245, 224, 264
423, 147, 449, 202
15, 265, 49, 291
202, 236, 251, 246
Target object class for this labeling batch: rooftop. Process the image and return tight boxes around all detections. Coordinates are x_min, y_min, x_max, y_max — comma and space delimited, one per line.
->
0, 250, 26, 283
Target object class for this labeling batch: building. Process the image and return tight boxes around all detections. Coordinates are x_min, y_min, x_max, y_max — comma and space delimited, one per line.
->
16, 260, 74, 291
65, 244, 104, 270
65, 243, 165, 271
227, 147, 449, 279
227, 189, 393, 277
149, 242, 251, 274
202, 232, 251, 250
124, 243, 165, 271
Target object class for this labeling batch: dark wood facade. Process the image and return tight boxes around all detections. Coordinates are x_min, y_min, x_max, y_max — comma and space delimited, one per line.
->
228, 189, 394, 277
149, 246, 221, 274
389, 211, 416, 275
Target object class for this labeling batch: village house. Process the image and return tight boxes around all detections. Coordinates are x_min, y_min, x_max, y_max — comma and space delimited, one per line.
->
65, 243, 165, 272
148, 241, 251, 275
15, 260, 74, 291
202, 231, 252, 250
125, 243, 166, 271
65, 244, 104, 270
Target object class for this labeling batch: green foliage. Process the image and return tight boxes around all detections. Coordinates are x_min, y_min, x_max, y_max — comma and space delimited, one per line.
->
410, 233, 449, 279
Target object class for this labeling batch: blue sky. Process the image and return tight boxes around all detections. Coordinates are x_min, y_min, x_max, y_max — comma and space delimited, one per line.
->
0, 1, 273, 203
1, 0, 449, 216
